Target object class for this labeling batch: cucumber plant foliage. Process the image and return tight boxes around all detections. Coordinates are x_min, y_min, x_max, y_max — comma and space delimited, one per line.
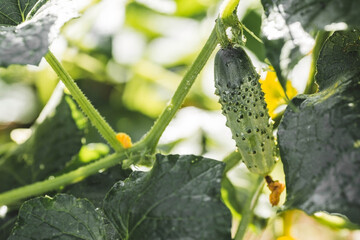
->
261, 0, 360, 91
278, 29, 360, 224
0, 89, 86, 193
103, 154, 231, 240
0, 0, 78, 67
8, 155, 231, 240
0, 0, 360, 239
8, 194, 107, 240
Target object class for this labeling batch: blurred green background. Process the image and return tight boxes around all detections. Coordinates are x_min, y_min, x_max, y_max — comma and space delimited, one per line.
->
0, 0, 359, 239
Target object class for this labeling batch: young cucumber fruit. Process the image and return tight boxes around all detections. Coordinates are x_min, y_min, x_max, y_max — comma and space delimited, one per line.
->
214, 46, 276, 176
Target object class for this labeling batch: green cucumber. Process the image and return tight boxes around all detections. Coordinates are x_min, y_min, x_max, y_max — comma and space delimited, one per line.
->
214, 46, 276, 175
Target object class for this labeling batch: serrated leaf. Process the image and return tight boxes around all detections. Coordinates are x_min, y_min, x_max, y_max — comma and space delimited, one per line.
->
277, 29, 360, 224
0, 88, 86, 193
0, 0, 78, 67
103, 154, 232, 240
8, 194, 106, 240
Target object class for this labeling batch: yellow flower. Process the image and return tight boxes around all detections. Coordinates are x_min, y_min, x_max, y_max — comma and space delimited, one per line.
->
259, 69, 297, 119
277, 236, 296, 240
116, 133, 132, 149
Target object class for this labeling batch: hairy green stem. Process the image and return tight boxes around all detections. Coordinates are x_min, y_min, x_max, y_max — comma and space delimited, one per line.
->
141, 0, 243, 150
44, 51, 123, 152
304, 31, 330, 94
234, 176, 264, 240
141, 28, 218, 150
0, 152, 128, 206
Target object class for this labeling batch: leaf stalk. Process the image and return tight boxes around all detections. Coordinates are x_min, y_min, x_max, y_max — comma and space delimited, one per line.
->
0, 152, 125, 206
234, 176, 264, 240
140, 28, 218, 151
44, 51, 123, 152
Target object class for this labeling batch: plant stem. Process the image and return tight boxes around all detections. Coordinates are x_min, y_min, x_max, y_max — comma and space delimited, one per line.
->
241, 24, 263, 44
234, 176, 264, 240
44, 51, 123, 152
223, 151, 242, 173
141, 28, 218, 150
220, 0, 241, 19
0, 152, 126, 206
216, 18, 231, 48
282, 210, 294, 236
303, 31, 330, 94
142, 0, 244, 149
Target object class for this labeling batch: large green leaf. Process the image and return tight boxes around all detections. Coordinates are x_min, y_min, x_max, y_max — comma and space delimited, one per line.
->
8, 194, 106, 240
260, 0, 360, 91
0, 87, 86, 193
262, 0, 360, 33
0, 0, 78, 67
277, 29, 360, 224
103, 154, 232, 240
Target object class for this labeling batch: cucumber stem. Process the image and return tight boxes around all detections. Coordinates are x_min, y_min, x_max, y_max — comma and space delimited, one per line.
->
216, 18, 231, 48
220, 0, 241, 20
223, 151, 242, 173
44, 51, 123, 152
0, 152, 126, 206
140, 27, 218, 151
234, 176, 264, 240
304, 31, 330, 94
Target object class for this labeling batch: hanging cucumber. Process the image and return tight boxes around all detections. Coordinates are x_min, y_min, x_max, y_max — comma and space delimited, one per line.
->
214, 46, 277, 176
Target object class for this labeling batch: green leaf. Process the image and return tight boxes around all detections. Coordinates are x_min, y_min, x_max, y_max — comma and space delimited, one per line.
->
0, 87, 86, 193
8, 194, 106, 240
103, 154, 232, 240
222, 176, 244, 216
261, 1, 314, 91
0, 0, 38, 25
0, 210, 17, 239
278, 29, 360, 224
261, 0, 360, 33
64, 165, 131, 208
0, 0, 78, 67
261, 0, 360, 92
261, 37, 288, 91
59, 143, 110, 175
316, 29, 360, 90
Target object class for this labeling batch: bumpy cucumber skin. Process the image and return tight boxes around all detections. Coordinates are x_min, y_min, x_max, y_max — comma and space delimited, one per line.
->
214, 47, 276, 175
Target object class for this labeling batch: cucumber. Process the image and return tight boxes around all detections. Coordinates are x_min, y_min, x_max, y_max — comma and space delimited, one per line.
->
214, 46, 276, 175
